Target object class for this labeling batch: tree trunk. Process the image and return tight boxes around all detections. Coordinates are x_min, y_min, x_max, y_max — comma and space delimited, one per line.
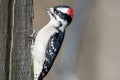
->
10, 0, 33, 80
0, 0, 34, 80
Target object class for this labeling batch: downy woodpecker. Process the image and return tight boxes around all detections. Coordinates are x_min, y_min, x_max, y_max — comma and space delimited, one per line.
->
31, 5, 74, 80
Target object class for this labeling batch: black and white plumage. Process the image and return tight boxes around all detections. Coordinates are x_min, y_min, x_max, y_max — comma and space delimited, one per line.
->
31, 5, 73, 80
38, 30, 65, 80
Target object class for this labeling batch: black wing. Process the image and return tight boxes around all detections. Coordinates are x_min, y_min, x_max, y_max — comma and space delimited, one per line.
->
38, 32, 65, 79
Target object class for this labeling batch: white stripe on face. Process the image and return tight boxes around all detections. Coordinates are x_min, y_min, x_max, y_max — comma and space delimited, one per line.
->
57, 8, 69, 14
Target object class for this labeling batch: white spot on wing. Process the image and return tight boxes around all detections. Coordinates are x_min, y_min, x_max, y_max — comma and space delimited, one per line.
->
44, 66, 47, 69
49, 50, 52, 53
54, 48, 57, 51
50, 52, 54, 55
42, 73, 45, 76
45, 58, 49, 61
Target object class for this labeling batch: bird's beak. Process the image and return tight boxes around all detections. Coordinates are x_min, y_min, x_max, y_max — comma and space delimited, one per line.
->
44, 6, 55, 18
44, 6, 53, 15
44, 6, 50, 11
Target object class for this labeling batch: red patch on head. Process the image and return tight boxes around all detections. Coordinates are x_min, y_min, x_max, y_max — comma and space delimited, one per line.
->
68, 8, 74, 17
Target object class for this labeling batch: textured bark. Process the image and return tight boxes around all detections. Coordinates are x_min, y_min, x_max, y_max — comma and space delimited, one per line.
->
0, 0, 9, 80
10, 0, 33, 80
0, 0, 33, 80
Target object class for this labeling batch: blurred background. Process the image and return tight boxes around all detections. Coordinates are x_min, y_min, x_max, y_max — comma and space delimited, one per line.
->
33, 0, 120, 80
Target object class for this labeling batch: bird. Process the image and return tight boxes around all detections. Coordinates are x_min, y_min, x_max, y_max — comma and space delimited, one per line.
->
31, 5, 74, 80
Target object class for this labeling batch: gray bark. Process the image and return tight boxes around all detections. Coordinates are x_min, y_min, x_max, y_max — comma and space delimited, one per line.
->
0, 0, 34, 80
10, 0, 33, 80
0, 0, 9, 80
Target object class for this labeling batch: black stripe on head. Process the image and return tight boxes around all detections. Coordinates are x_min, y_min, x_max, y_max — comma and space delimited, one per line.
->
59, 12, 72, 25
53, 5, 72, 25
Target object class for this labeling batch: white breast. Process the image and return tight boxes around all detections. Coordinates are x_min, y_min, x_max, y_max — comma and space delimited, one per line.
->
31, 24, 57, 80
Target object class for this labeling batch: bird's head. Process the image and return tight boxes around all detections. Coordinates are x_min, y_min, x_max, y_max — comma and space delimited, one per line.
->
44, 5, 74, 26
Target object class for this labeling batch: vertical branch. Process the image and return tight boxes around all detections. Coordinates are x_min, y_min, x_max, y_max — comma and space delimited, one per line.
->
9, 0, 15, 80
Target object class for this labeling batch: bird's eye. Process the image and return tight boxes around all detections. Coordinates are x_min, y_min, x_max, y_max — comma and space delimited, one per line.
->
55, 10, 60, 15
